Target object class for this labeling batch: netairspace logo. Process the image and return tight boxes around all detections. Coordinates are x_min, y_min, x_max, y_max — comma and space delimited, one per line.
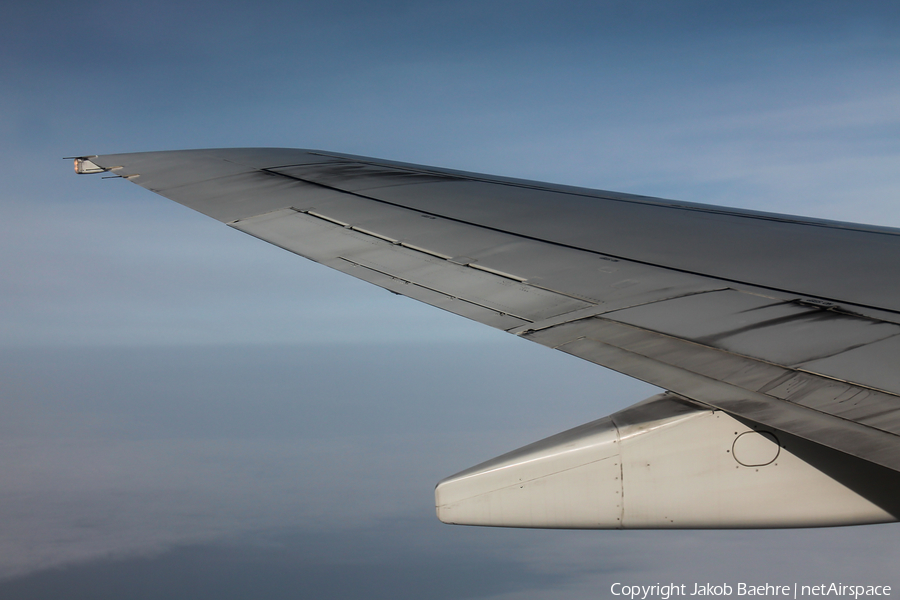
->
610, 583, 892, 600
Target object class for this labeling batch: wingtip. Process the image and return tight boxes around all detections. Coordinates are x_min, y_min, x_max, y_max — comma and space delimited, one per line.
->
72, 157, 107, 174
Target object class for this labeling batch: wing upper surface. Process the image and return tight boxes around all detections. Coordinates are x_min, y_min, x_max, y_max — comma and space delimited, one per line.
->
83, 148, 900, 471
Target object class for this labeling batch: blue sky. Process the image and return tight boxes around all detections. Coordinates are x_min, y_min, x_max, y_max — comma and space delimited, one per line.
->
2, 1, 900, 597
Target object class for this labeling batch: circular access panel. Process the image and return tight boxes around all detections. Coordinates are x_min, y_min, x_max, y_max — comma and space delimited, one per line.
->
732, 431, 780, 467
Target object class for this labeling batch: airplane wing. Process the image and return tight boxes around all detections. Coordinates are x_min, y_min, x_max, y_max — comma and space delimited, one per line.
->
74, 148, 900, 529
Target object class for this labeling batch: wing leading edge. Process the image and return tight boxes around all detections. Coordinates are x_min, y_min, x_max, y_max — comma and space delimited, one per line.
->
76, 148, 900, 528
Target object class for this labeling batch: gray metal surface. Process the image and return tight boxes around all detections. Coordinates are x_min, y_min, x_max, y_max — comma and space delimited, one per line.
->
604, 290, 900, 367
523, 318, 900, 470
79, 148, 900, 473
801, 335, 900, 397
